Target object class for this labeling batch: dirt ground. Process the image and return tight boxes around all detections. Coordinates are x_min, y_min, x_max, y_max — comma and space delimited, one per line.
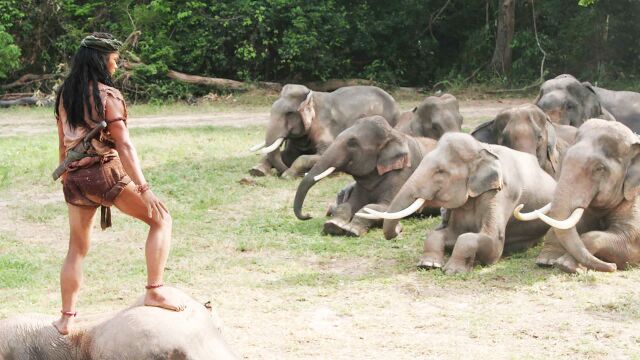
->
3, 97, 640, 359
0, 98, 528, 137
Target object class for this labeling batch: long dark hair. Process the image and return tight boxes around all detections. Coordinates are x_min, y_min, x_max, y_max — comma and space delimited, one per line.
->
55, 33, 116, 129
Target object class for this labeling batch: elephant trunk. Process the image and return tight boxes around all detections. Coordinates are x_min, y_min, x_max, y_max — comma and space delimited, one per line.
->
546, 201, 617, 272
264, 124, 289, 174
382, 184, 419, 240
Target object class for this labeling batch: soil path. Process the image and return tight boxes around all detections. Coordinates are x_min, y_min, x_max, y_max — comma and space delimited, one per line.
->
0, 98, 529, 137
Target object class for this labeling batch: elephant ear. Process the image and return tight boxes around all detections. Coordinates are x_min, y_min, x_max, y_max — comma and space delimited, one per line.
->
377, 135, 411, 175
581, 82, 611, 120
471, 119, 496, 144
297, 91, 315, 131
546, 118, 559, 172
623, 141, 640, 200
468, 147, 503, 198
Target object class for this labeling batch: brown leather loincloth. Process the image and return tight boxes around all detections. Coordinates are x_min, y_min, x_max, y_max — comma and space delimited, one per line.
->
63, 156, 131, 229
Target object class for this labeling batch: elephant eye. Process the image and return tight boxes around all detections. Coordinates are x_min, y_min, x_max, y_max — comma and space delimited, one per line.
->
347, 138, 358, 148
594, 164, 606, 173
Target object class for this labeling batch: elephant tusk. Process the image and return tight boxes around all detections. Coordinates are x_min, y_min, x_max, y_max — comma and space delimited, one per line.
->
355, 211, 382, 220
250, 142, 266, 152
313, 167, 336, 182
260, 138, 284, 154
536, 207, 584, 230
361, 198, 426, 220
513, 203, 551, 221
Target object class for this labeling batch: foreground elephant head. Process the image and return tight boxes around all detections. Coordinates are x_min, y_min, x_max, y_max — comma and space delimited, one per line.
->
535, 74, 615, 126
250, 84, 400, 176
380, 133, 505, 240
518, 119, 640, 272
395, 93, 463, 139
294, 116, 429, 222
0, 287, 238, 359
471, 104, 577, 178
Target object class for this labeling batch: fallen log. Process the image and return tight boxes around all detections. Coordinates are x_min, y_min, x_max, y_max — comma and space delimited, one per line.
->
167, 70, 282, 91
0, 96, 54, 108
1, 73, 60, 90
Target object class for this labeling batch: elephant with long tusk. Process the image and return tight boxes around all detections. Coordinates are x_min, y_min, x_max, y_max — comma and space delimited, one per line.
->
249, 84, 401, 178
357, 132, 556, 274
293, 116, 439, 237
514, 119, 640, 273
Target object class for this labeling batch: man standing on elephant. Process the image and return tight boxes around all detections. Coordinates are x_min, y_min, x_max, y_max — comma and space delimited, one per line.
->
52, 33, 184, 335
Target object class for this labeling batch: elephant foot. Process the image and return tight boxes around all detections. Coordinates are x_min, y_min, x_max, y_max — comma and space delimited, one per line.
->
249, 165, 269, 177
323, 219, 365, 237
536, 243, 565, 268
554, 254, 583, 274
417, 253, 444, 270
281, 169, 301, 179
443, 257, 473, 275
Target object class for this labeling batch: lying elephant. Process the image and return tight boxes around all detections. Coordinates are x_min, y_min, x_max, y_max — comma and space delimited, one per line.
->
357, 133, 556, 274
293, 116, 438, 236
394, 93, 463, 139
471, 104, 577, 178
535, 74, 617, 127
249, 84, 400, 178
0, 287, 237, 360
514, 119, 640, 273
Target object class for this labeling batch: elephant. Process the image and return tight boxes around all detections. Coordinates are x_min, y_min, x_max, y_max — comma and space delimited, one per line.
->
471, 104, 577, 178
394, 93, 463, 139
535, 74, 617, 127
293, 116, 439, 236
0, 287, 237, 360
514, 119, 640, 273
249, 84, 401, 178
357, 132, 556, 274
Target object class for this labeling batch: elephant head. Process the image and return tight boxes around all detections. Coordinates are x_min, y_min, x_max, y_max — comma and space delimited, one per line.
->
395, 93, 463, 139
523, 119, 640, 272
294, 116, 412, 220
251, 84, 316, 173
377, 133, 503, 239
478, 104, 562, 176
535, 74, 615, 126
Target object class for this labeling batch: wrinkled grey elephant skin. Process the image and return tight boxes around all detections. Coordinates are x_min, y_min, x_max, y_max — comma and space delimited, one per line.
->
250, 84, 401, 178
395, 93, 463, 139
0, 287, 238, 360
293, 116, 439, 237
381, 133, 556, 274
471, 104, 577, 179
525, 119, 640, 273
535, 74, 618, 128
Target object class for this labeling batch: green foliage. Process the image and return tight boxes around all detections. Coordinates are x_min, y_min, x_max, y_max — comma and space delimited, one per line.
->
0, 25, 20, 79
1, 0, 639, 98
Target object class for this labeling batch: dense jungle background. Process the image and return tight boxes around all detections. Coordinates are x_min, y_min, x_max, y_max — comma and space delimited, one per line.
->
1, 0, 639, 102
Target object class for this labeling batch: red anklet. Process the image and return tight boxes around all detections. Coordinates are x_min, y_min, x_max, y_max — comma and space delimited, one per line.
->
145, 283, 163, 290
61, 310, 77, 317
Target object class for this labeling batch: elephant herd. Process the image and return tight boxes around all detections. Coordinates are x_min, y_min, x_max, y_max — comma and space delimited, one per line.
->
251, 74, 640, 275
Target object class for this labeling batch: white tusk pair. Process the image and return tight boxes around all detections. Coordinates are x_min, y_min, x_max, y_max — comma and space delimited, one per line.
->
313, 167, 336, 181
513, 202, 584, 230
513, 203, 551, 221
355, 198, 426, 220
259, 138, 284, 154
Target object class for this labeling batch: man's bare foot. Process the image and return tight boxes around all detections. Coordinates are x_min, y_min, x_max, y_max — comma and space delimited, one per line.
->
52, 313, 75, 335
144, 286, 187, 311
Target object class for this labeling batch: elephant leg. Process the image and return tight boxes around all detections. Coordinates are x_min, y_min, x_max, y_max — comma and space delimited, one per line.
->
555, 231, 627, 273
323, 203, 353, 236
343, 203, 386, 237
536, 231, 566, 267
417, 229, 451, 270
249, 156, 273, 177
443, 232, 504, 275
282, 155, 322, 178
326, 182, 355, 216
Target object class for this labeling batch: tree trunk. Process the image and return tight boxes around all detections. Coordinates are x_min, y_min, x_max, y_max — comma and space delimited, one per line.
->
490, 0, 515, 75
